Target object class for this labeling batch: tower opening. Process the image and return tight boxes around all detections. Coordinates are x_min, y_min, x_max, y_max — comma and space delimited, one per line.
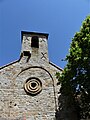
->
31, 36, 39, 48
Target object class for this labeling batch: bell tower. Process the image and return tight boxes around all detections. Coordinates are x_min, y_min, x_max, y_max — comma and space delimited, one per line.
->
21, 31, 49, 65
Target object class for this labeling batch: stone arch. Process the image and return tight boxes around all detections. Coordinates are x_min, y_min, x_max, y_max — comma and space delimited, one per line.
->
17, 66, 54, 81
11, 66, 57, 119
17, 66, 56, 107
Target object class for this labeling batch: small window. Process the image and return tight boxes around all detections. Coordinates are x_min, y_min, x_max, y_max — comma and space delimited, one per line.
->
23, 51, 31, 56
31, 36, 39, 48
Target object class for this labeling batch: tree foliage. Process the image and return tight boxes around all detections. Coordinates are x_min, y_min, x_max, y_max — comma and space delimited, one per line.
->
56, 15, 90, 119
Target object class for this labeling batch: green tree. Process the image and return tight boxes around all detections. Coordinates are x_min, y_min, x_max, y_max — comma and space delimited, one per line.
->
56, 15, 90, 119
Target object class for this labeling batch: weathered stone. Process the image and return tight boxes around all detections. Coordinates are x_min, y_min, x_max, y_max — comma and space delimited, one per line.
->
0, 31, 62, 120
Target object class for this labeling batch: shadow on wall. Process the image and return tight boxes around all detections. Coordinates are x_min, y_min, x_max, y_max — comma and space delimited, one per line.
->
55, 93, 80, 120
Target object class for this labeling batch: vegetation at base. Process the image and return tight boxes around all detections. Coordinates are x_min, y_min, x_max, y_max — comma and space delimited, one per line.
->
56, 15, 90, 119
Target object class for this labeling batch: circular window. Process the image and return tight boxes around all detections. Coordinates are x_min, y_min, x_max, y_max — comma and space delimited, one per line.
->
24, 77, 42, 95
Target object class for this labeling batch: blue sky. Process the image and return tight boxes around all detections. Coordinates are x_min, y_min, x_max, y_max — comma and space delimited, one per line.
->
0, 0, 90, 68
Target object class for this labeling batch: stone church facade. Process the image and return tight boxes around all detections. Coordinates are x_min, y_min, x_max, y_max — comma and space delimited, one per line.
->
0, 31, 63, 120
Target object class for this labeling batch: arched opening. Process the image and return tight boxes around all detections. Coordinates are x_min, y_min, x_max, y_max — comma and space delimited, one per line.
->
31, 36, 39, 48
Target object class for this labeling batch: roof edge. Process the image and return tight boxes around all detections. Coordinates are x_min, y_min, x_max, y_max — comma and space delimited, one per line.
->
21, 31, 49, 39
0, 59, 19, 70
49, 61, 63, 71
0, 60, 63, 71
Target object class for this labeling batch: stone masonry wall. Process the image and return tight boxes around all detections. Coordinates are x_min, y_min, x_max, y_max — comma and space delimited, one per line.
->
0, 60, 61, 120
0, 31, 62, 119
